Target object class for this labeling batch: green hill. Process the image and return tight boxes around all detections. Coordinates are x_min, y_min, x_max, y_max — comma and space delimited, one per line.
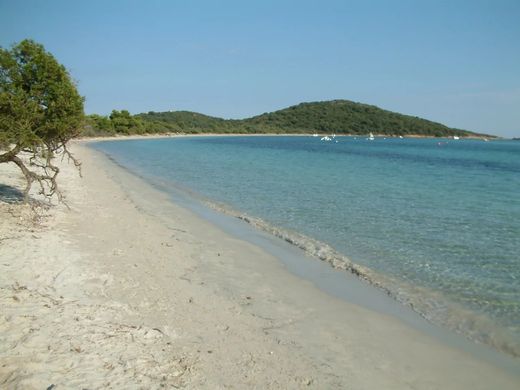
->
244, 100, 475, 137
84, 100, 491, 138
136, 111, 242, 133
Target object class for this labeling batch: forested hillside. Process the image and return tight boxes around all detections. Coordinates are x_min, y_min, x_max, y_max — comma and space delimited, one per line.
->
83, 100, 490, 138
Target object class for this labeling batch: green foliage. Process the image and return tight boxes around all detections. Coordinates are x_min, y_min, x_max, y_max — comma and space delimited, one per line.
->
132, 100, 484, 137
136, 111, 242, 133
84, 114, 114, 136
1, 39, 84, 152
83, 110, 172, 136
109, 110, 144, 134
0, 39, 84, 199
245, 100, 474, 136
84, 100, 489, 138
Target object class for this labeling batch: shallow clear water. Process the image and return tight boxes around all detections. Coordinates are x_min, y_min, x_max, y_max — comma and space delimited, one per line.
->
93, 136, 520, 355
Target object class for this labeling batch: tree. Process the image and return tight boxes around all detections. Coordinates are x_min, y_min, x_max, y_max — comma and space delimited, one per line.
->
85, 114, 114, 135
109, 109, 144, 134
0, 39, 84, 200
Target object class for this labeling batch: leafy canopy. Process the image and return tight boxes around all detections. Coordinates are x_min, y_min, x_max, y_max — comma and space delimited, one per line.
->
0, 39, 84, 199
86, 101, 488, 137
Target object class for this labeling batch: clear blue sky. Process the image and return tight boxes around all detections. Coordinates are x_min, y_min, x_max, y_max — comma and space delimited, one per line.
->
1, 0, 519, 137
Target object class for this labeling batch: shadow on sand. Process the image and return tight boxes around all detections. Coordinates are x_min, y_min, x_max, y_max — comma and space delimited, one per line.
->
0, 183, 25, 204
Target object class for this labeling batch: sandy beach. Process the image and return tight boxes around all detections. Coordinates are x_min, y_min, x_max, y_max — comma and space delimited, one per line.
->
1, 140, 519, 389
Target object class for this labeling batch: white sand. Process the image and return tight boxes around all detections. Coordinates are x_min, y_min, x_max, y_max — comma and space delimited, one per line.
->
1, 141, 519, 389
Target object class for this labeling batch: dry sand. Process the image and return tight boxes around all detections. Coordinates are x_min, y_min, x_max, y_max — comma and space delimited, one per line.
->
1, 141, 519, 389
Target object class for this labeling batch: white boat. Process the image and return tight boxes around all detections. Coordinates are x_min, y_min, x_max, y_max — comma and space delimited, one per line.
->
367, 132, 375, 141
312, 133, 318, 137
321, 136, 332, 141
453, 135, 460, 140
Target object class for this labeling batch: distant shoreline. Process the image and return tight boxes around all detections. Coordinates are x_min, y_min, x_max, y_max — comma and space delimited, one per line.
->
77, 132, 499, 143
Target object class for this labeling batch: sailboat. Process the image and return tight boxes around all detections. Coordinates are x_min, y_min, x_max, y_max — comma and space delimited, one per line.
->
367, 132, 375, 141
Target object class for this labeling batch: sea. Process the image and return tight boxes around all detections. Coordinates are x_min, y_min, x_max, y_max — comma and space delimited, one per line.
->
92, 135, 520, 357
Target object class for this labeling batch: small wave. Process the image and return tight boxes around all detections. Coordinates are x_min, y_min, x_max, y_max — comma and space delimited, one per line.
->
203, 199, 520, 358
92, 143, 520, 358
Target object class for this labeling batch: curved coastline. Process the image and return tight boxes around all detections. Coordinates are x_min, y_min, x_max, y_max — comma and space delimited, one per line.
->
89, 137, 520, 360
184, 185, 520, 359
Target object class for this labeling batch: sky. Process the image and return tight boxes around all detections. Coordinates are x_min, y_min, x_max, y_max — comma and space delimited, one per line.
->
1, 0, 519, 137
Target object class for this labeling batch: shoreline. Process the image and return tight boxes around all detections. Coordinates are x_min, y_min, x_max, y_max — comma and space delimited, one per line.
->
145, 165, 520, 366
1, 142, 519, 388
77, 132, 500, 143
91, 135, 520, 359
181, 189, 520, 359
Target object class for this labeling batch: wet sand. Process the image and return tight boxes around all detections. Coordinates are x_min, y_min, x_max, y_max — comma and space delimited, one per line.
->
1, 141, 519, 389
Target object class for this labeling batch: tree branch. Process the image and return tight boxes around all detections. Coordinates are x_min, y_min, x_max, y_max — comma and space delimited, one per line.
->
11, 153, 62, 202
0, 144, 22, 164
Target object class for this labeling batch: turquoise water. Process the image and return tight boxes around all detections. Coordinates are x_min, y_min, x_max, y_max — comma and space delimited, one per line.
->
93, 136, 520, 356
